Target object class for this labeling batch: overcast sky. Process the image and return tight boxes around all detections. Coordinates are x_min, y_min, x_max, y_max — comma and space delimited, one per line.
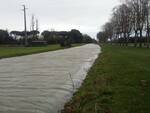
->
0, 0, 120, 38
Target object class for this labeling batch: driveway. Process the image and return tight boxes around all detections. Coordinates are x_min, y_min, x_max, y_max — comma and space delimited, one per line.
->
0, 44, 100, 113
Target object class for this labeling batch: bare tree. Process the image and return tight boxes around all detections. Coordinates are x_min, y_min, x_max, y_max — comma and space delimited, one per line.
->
103, 22, 114, 43
97, 0, 150, 47
144, 0, 150, 48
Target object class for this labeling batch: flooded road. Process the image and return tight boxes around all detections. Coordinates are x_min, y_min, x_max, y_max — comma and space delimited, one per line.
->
0, 44, 100, 113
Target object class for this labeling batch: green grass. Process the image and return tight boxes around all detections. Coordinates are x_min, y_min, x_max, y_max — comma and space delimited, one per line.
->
62, 44, 150, 113
0, 44, 84, 59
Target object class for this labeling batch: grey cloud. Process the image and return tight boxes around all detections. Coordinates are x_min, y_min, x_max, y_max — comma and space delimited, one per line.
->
0, 0, 119, 37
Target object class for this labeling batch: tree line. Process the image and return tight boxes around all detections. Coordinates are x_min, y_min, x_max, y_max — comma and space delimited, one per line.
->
97, 0, 150, 48
0, 29, 40, 45
41, 29, 94, 46
0, 29, 95, 46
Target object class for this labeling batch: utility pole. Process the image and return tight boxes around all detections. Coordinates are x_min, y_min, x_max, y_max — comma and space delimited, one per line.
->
31, 14, 35, 31
22, 5, 28, 46
36, 19, 39, 31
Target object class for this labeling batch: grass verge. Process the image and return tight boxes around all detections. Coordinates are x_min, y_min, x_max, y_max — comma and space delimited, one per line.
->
0, 44, 84, 59
62, 44, 150, 113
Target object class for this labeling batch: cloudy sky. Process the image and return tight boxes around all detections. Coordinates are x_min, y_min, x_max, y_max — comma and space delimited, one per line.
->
0, 0, 120, 38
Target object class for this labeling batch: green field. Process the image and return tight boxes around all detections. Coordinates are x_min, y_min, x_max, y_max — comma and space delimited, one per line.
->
62, 45, 150, 113
0, 44, 83, 59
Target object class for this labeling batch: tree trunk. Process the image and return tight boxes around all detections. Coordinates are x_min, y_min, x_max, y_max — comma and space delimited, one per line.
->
126, 33, 130, 46
134, 30, 138, 47
147, 33, 150, 48
147, 28, 150, 48
124, 32, 126, 46
139, 29, 142, 47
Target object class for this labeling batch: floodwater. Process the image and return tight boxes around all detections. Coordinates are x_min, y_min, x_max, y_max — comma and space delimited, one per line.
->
0, 44, 100, 113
